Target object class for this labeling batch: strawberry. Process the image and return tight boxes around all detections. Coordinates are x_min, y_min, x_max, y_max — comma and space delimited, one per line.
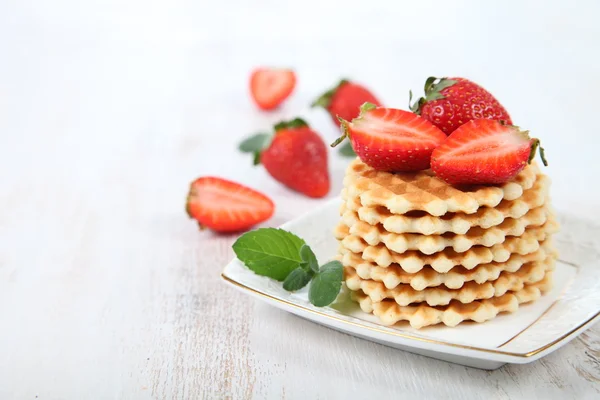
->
331, 103, 446, 172
249, 68, 296, 110
239, 118, 330, 198
430, 119, 547, 185
409, 77, 512, 135
186, 177, 275, 233
312, 79, 382, 126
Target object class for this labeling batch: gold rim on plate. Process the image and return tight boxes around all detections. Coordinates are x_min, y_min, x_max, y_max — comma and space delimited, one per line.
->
221, 261, 599, 358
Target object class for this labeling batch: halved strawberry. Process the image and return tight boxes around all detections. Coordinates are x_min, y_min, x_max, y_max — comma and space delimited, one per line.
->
250, 68, 296, 110
331, 103, 447, 172
186, 177, 275, 232
430, 119, 547, 185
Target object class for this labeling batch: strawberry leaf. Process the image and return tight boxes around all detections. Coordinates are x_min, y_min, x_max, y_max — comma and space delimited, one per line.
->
424, 76, 438, 93
425, 78, 457, 101
410, 77, 458, 114
529, 138, 548, 166
308, 261, 343, 307
359, 102, 378, 114
311, 79, 349, 109
274, 118, 308, 131
233, 228, 305, 281
239, 133, 272, 165
239, 133, 272, 153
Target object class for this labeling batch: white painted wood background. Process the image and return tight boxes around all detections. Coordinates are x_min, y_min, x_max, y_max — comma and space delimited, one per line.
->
1, 0, 599, 398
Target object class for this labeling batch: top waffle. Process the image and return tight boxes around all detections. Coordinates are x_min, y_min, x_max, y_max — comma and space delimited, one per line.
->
344, 158, 540, 216
341, 174, 550, 235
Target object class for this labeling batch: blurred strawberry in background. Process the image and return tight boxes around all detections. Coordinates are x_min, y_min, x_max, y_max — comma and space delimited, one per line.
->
186, 177, 275, 232
312, 79, 382, 126
239, 118, 330, 198
249, 68, 296, 110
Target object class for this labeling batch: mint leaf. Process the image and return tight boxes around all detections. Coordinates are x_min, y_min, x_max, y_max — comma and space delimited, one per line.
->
300, 244, 319, 273
309, 261, 343, 307
283, 267, 313, 291
233, 228, 305, 281
338, 141, 356, 157
239, 133, 271, 153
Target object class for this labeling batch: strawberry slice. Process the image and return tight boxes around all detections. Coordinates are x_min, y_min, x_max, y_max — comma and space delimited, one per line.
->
331, 103, 446, 172
250, 68, 296, 110
186, 177, 275, 233
430, 119, 547, 185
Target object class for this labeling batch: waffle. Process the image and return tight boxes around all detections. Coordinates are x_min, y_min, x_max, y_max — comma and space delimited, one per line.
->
340, 205, 552, 254
352, 272, 553, 328
341, 243, 557, 290
341, 174, 550, 235
336, 235, 554, 273
334, 218, 559, 271
344, 255, 555, 306
344, 158, 540, 216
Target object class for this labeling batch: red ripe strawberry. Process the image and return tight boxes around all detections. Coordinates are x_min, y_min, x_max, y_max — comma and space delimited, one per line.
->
430, 119, 547, 185
249, 68, 296, 110
186, 177, 275, 232
331, 103, 447, 172
239, 118, 330, 198
312, 79, 382, 126
409, 77, 512, 135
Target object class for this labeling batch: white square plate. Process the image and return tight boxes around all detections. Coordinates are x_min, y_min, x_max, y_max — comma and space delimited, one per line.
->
221, 198, 600, 370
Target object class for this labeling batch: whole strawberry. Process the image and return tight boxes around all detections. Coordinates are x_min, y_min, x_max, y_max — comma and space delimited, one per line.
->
409, 77, 512, 135
331, 103, 446, 172
312, 79, 381, 126
239, 118, 330, 198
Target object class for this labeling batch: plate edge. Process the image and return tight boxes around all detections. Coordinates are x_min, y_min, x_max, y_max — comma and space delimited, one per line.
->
221, 270, 600, 360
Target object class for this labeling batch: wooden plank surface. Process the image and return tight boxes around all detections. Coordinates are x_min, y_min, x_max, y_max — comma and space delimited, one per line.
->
1, 1, 599, 398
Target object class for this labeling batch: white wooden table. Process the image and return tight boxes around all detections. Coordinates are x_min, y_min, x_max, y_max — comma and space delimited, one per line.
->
1, 1, 599, 398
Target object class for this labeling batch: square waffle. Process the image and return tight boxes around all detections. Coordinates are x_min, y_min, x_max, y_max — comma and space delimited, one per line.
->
344, 158, 540, 216
340, 242, 557, 290
334, 218, 559, 271
344, 256, 555, 306
340, 205, 553, 254
341, 174, 550, 235
351, 272, 554, 328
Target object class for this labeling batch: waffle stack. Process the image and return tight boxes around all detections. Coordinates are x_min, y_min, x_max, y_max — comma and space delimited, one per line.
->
335, 158, 559, 329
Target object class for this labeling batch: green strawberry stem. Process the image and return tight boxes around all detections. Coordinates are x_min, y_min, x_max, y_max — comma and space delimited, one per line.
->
274, 118, 308, 131
409, 76, 457, 114
330, 102, 377, 148
239, 118, 309, 165
311, 79, 349, 109
330, 119, 348, 148
529, 139, 548, 166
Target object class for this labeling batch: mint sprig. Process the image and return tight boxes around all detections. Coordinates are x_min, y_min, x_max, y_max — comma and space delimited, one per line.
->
233, 229, 343, 307
232, 228, 305, 281
283, 267, 312, 291
309, 261, 343, 307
